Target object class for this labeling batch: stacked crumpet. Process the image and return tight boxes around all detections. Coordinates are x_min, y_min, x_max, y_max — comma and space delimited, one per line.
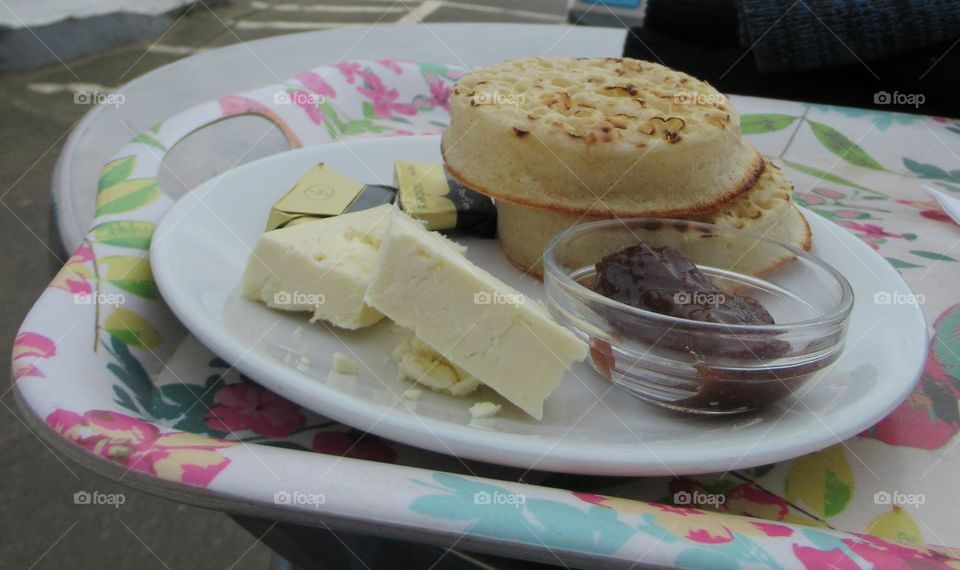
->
441, 57, 811, 277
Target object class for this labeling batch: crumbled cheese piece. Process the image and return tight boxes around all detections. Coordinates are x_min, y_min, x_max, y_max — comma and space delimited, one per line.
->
469, 402, 502, 419
332, 352, 359, 374
392, 336, 479, 396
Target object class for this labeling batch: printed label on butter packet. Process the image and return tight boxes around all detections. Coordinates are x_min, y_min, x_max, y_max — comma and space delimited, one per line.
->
394, 161, 497, 237
266, 164, 395, 230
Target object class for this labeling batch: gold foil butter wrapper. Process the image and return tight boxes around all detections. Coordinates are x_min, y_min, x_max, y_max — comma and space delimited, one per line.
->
394, 162, 497, 238
266, 164, 395, 231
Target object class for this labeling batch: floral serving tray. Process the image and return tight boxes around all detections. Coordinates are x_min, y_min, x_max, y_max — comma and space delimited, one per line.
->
14, 59, 960, 567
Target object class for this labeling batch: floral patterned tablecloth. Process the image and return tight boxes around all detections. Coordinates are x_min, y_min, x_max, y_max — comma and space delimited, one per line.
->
13, 59, 960, 568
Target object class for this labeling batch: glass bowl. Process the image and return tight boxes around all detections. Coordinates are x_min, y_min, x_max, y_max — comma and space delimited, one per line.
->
543, 218, 854, 414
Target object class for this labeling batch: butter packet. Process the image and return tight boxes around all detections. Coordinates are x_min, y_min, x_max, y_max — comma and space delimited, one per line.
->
267, 162, 497, 237
394, 162, 497, 238
266, 164, 395, 230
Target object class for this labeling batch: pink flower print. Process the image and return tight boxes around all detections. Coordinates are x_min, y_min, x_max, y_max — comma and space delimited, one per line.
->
295, 72, 336, 99
792, 545, 860, 570
290, 89, 326, 125
312, 430, 397, 463
50, 243, 94, 295
376, 59, 405, 74
73, 241, 94, 263
650, 503, 704, 517
837, 221, 898, 240
426, 74, 452, 111
218, 95, 268, 117
897, 199, 957, 225
13, 332, 56, 381
48, 409, 235, 487
648, 503, 742, 545
205, 384, 306, 438
860, 304, 960, 450
813, 188, 844, 199
357, 72, 418, 118
334, 61, 362, 84
719, 484, 790, 521
834, 209, 869, 219
685, 526, 735, 544
922, 209, 955, 223
384, 129, 417, 137
750, 522, 793, 537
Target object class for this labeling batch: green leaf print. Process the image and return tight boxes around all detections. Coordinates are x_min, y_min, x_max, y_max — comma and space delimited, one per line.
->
885, 257, 923, 269
97, 179, 160, 216
319, 100, 347, 135
740, 114, 797, 135
867, 507, 923, 543
903, 158, 953, 180
98, 156, 135, 193
91, 221, 155, 250
131, 132, 166, 151
808, 121, 885, 171
910, 250, 957, 262
743, 464, 776, 479
104, 308, 163, 349
96, 178, 161, 217
361, 101, 375, 119
149, 374, 227, 436
933, 305, 960, 383
783, 160, 875, 193
112, 385, 140, 414
418, 62, 454, 77
323, 120, 337, 139
784, 445, 853, 518
106, 334, 229, 433
105, 335, 152, 413
99, 255, 160, 299
341, 121, 368, 136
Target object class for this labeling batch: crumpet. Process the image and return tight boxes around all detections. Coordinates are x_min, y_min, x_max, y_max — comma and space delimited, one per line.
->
441, 57, 763, 217
497, 160, 812, 278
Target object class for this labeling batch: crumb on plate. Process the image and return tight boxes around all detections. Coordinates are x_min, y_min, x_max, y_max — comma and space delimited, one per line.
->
332, 352, 359, 374
469, 401, 501, 419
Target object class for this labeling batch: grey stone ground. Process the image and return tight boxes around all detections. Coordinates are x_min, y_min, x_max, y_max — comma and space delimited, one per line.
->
0, 1, 568, 568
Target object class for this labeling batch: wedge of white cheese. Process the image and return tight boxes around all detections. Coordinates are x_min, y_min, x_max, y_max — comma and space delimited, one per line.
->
365, 210, 587, 419
242, 204, 401, 329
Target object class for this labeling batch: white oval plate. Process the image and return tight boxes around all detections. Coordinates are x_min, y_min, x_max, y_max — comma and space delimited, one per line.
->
152, 135, 926, 476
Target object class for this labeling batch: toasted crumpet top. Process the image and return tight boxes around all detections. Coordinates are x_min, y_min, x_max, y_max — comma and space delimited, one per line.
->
442, 57, 762, 216
453, 57, 736, 147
